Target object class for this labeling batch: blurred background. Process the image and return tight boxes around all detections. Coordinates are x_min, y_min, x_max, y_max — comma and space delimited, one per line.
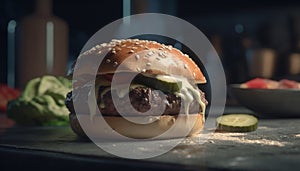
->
1, 0, 300, 88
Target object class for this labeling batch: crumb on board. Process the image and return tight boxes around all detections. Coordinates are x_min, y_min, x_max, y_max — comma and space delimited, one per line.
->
181, 132, 290, 147
208, 133, 288, 147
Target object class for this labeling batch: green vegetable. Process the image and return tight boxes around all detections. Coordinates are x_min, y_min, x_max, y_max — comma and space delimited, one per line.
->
7, 75, 71, 126
216, 114, 258, 132
135, 74, 182, 93
22, 77, 41, 100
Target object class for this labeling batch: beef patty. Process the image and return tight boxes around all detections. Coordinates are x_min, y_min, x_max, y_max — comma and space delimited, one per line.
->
65, 86, 208, 116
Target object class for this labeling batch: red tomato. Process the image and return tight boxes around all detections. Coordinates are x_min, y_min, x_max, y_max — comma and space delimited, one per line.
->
244, 78, 268, 89
0, 84, 21, 112
279, 79, 299, 89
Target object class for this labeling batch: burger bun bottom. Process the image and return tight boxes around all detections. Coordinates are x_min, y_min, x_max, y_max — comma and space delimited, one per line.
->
69, 113, 204, 139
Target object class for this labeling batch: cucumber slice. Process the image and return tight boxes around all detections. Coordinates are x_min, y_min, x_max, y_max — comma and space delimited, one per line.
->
134, 74, 182, 93
216, 114, 258, 132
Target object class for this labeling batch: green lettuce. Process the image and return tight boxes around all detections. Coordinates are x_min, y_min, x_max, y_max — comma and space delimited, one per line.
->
7, 75, 72, 126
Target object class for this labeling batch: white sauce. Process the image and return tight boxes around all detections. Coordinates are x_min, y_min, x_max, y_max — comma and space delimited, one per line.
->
171, 76, 206, 122
88, 85, 98, 121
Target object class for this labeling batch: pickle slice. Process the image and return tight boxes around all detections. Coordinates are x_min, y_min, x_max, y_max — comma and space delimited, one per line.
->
135, 75, 182, 93
216, 114, 258, 132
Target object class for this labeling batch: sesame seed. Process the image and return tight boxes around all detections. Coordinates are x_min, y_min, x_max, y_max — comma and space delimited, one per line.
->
156, 57, 160, 60
108, 47, 112, 51
112, 39, 121, 43
101, 43, 107, 47
145, 47, 150, 50
121, 44, 126, 47
132, 47, 138, 49
146, 62, 151, 66
106, 59, 111, 63
147, 51, 154, 56
159, 52, 167, 58
134, 42, 139, 45
95, 45, 101, 49
184, 54, 189, 57
193, 72, 196, 77
113, 62, 118, 67
184, 64, 188, 69
158, 52, 164, 57
136, 67, 141, 72
158, 48, 163, 50
111, 50, 116, 54
135, 55, 140, 60
142, 69, 146, 73
97, 51, 102, 54
129, 50, 134, 53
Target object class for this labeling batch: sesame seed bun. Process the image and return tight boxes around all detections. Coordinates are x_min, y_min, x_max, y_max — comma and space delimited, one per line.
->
72, 39, 206, 84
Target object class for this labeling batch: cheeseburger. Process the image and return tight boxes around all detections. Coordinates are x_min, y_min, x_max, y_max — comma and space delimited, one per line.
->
65, 39, 208, 139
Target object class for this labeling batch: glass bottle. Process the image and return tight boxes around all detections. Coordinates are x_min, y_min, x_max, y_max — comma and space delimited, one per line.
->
18, 0, 68, 89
